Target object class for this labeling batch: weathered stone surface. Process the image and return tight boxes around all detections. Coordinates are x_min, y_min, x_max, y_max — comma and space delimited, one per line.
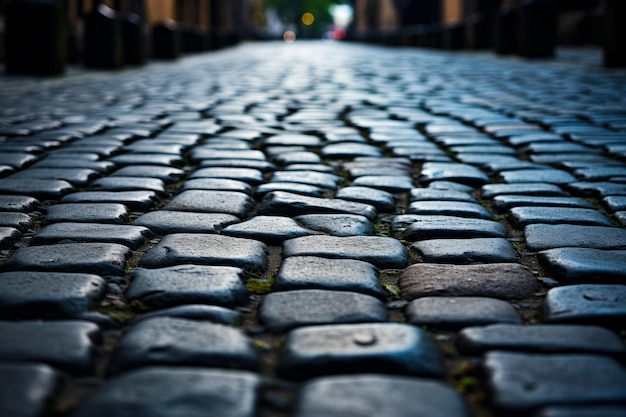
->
107, 317, 258, 375
0, 212, 33, 232
525, 224, 626, 252
73, 367, 259, 417
500, 169, 576, 184
295, 214, 374, 236
484, 351, 626, 415
10, 168, 100, 187
399, 263, 538, 300
409, 188, 476, 203
412, 238, 518, 263
60, 191, 159, 211
294, 374, 471, 417
420, 163, 489, 187
222, 216, 311, 244
603, 195, 626, 212
139, 234, 268, 272
263, 133, 322, 147
190, 167, 264, 185
403, 215, 507, 241
4, 243, 130, 275
534, 405, 626, 417
458, 324, 626, 356
543, 284, 626, 325
259, 191, 377, 220
335, 186, 395, 213
260, 289, 387, 333
277, 323, 444, 380
0, 195, 40, 212
0, 179, 74, 200
182, 178, 252, 194
0, 363, 60, 417
254, 182, 326, 199
134, 305, 241, 326
406, 297, 521, 329
283, 235, 408, 269
43, 203, 129, 225
538, 248, 626, 283
322, 142, 382, 158
126, 265, 249, 309
271, 171, 342, 190
0, 271, 107, 321
0, 226, 21, 249
164, 190, 255, 218
492, 195, 593, 213
481, 183, 568, 198
32, 223, 151, 250
567, 181, 626, 198
0, 321, 99, 374
351, 175, 414, 193
273, 256, 384, 298
134, 211, 238, 235
199, 158, 276, 173
110, 165, 185, 183
408, 201, 492, 219
89, 177, 166, 194
509, 207, 612, 228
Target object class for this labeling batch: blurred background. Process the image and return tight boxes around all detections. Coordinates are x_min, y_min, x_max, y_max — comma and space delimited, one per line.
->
0, 0, 623, 75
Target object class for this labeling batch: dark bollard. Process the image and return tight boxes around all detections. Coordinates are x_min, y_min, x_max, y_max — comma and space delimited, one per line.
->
604, 0, 626, 67
123, 13, 146, 66
443, 22, 465, 50
495, 5, 518, 55
4, 0, 67, 75
517, 0, 557, 58
466, 12, 493, 50
152, 20, 181, 60
83, 4, 123, 69
181, 26, 207, 53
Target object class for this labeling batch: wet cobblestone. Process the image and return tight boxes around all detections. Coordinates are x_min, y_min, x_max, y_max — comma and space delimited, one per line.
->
1, 41, 625, 417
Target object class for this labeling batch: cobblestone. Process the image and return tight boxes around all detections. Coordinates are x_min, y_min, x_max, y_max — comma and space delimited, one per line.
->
1, 41, 625, 417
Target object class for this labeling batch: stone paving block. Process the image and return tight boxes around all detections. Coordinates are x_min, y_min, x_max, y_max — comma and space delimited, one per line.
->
574, 166, 626, 181
499, 169, 577, 184
222, 215, 311, 244
335, 186, 395, 212
0, 321, 99, 374
0, 153, 38, 169
351, 175, 414, 193
254, 182, 326, 199
481, 183, 568, 198
484, 351, 626, 415
89, 177, 166, 194
9, 168, 100, 187
409, 188, 476, 203
134, 305, 241, 326
543, 284, 626, 325
508, 207, 612, 228
43, 203, 129, 225
0, 363, 60, 417
0, 179, 74, 200
419, 163, 489, 187
127, 265, 249, 309
182, 178, 252, 194
259, 191, 377, 220
60, 191, 159, 211
406, 297, 522, 329
285, 163, 335, 173
31, 158, 116, 173
538, 248, 626, 283
458, 324, 626, 356
0, 226, 21, 249
139, 234, 268, 272
567, 181, 626, 198
294, 214, 374, 236
199, 159, 277, 173
277, 323, 445, 380
346, 166, 413, 178
191, 148, 265, 162
164, 190, 255, 218
0, 195, 40, 212
283, 235, 408, 269
270, 170, 341, 190
32, 223, 152, 250
402, 215, 507, 241
262, 133, 322, 147
4, 242, 131, 276
108, 153, 183, 167
0, 271, 107, 320
603, 195, 626, 212
109, 165, 185, 183
408, 201, 492, 219
399, 263, 538, 300
273, 256, 384, 298
259, 289, 387, 333
73, 367, 259, 417
190, 167, 264, 185
0, 212, 33, 232
134, 210, 238, 235
107, 317, 258, 375
322, 143, 382, 158
534, 405, 626, 417
412, 237, 518, 263
525, 224, 626, 252
492, 195, 593, 213
294, 374, 471, 417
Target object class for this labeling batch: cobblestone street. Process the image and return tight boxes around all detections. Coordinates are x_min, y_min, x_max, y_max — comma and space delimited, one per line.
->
1, 40, 626, 417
